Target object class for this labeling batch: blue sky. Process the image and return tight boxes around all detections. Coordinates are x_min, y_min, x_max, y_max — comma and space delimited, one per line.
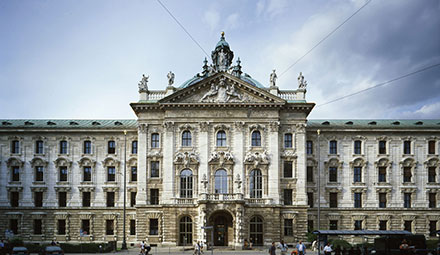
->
1, 0, 439, 119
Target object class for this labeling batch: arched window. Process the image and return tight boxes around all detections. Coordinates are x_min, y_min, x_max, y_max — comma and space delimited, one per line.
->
250, 216, 263, 246
250, 169, 262, 198
216, 131, 227, 147
182, 131, 192, 147
251, 131, 261, 147
180, 169, 193, 198
214, 169, 228, 194
179, 216, 193, 245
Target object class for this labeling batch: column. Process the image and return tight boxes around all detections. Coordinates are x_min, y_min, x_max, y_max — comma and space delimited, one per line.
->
137, 124, 147, 205
295, 123, 307, 206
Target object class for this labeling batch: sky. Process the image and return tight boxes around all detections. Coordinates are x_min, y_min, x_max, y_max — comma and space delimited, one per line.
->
0, 0, 439, 120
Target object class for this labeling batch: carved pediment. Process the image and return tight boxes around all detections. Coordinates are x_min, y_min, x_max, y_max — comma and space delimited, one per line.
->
244, 150, 270, 167
174, 151, 199, 167
159, 73, 285, 105
208, 150, 234, 166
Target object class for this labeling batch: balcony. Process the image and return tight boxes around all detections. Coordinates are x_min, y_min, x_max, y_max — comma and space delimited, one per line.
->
245, 198, 273, 205
201, 193, 244, 202
174, 198, 196, 205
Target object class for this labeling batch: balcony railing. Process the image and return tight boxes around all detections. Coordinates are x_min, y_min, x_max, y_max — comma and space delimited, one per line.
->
203, 193, 244, 201
174, 198, 195, 205
245, 198, 273, 205
147, 91, 166, 101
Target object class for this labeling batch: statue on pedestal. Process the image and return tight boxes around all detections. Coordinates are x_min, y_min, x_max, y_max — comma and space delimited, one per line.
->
270, 69, 277, 87
167, 71, 175, 86
138, 74, 149, 92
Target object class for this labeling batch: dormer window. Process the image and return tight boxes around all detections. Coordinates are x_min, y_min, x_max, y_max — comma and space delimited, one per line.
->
182, 131, 192, 147
251, 131, 261, 147
216, 131, 227, 147
108, 140, 116, 154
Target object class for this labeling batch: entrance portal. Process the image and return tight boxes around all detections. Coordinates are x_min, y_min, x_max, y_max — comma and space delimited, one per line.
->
208, 210, 233, 246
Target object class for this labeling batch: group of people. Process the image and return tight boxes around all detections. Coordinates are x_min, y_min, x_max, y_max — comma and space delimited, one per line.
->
268, 240, 307, 255
139, 241, 151, 255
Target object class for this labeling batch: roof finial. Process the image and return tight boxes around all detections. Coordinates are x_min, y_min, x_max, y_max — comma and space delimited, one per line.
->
221, 31, 225, 38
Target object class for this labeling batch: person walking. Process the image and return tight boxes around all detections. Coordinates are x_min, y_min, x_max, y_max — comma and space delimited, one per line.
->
296, 240, 306, 255
140, 240, 146, 255
279, 240, 289, 255
194, 241, 202, 255
269, 242, 277, 255
324, 243, 333, 255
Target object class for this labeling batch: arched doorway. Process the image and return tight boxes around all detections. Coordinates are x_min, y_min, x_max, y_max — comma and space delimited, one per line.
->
250, 216, 264, 246
208, 210, 233, 246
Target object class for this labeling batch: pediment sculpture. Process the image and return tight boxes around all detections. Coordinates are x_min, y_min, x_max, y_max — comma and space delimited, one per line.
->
208, 150, 234, 166
200, 76, 243, 103
244, 150, 270, 167
174, 151, 199, 167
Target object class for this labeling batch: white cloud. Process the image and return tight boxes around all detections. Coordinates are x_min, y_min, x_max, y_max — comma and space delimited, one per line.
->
203, 10, 220, 32
256, 0, 265, 16
402, 102, 440, 118
225, 13, 239, 30
266, 0, 288, 17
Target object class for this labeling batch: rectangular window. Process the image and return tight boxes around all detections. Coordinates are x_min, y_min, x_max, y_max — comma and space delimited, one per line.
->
354, 220, 362, 230
131, 140, 138, 154
107, 167, 116, 182
81, 219, 90, 235
284, 133, 293, 148
428, 167, 436, 183
130, 192, 136, 207
307, 166, 313, 182
404, 221, 412, 232
150, 189, 159, 205
283, 189, 292, 205
108, 141, 116, 154
35, 192, 43, 207
379, 193, 387, 208
149, 219, 158, 235
130, 219, 136, 235
307, 220, 314, 233
11, 191, 19, 207
354, 140, 362, 154
12, 166, 20, 181
58, 219, 66, 235
403, 167, 412, 182
34, 219, 42, 235
404, 193, 411, 208
330, 193, 338, 208
83, 141, 92, 154
131, 166, 137, 182
283, 161, 293, 178
379, 220, 387, 230
306, 140, 313, 155
35, 140, 44, 154
10, 219, 18, 234
59, 141, 68, 154
284, 219, 293, 236
59, 167, 68, 182
11, 140, 19, 154
59, 192, 67, 207
107, 192, 115, 207
83, 167, 92, 182
151, 161, 159, 178
82, 192, 91, 207
329, 167, 337, 182
151, 133, 160, 148
353, 167, 362, 182
429, 193, 436, 208
329, 220, 338, 230
354, 193, 362, 208
379, 140, 386, 154
378, 167, 387, 182
106, 220, 114, 235
428, 140, 436, 155
35, 166, 44, 182
329, 140, 337, 154
307, 192, 314, 208
403, 141, 411, 154
429, 221, 437, 237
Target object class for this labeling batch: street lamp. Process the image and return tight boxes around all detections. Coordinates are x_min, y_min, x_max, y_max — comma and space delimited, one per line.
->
317, 129, 321, 255
121, 130, 127, 250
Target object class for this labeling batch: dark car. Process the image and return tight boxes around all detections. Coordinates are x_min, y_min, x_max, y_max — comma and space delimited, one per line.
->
12, 246, 30, 255
39, 246, 64, 255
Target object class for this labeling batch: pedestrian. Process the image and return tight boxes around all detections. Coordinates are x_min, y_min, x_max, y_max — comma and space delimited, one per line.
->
279, 240, 288, 255
194, 241, 202, 255
324, 243, 333, 255
99, 244, 103, 253
269, 242, 277, 255
51, 240, 56, 246
312, 240, 317, 252
0, 240, 4, 255
140, 240, 145, 255
296, 240, 306, 255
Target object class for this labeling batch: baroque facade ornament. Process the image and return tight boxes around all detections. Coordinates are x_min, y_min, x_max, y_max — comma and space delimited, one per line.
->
163, 121, 174, 132
174, 151, 199, 167
269, 121, 280, 132
234, 121, 246, 131
270, 69, 277, 87
298, 72, 307, 89
138, 124, 147, 133
199, 121, 210, 132
295, 123, 307, 133
138, 74, 149, 92
167, 71, 175, 86
244, 150, 270, 167
208, 150, 234, 167
200, 77, 243, 103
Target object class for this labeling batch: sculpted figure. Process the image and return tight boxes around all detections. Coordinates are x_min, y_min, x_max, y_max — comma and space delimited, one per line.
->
201, 84, 218, 102
298, 72, 307, 89
167, 71, 175, 86
138, 74, 149, 92
270, 69, 277, 87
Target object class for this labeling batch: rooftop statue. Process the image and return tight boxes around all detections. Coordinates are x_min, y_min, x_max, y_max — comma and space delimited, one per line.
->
298, 72, 307, 89
270, 69, 277, 87
138, 74, 149, 92
167, 71, 175, 86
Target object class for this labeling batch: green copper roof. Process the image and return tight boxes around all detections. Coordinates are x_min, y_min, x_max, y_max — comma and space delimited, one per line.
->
307, 119, 440, 129
0, 119, 137, 129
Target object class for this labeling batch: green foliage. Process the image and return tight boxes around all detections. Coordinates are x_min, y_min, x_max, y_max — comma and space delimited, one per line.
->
59, 243, 113, 253
426, 239, 439, 249
24, 243, 47, 253
9, 237, 24, 247
307, 232, 317, 243
329, 239, 352, 249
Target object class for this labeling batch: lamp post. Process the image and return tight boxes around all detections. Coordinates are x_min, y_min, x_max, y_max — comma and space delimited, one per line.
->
121, 130, 127, 250
317, 129, 321, 255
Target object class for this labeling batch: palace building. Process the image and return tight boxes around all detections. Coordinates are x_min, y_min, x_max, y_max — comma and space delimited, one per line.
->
0, 34, 439, 248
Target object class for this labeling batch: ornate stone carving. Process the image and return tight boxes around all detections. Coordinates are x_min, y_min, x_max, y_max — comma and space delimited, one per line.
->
200, 77, 243, 103
282, 150, 297, 158
349, 157, 367, 167
199, 121, 210, 132
270, 69, 277, 87
244, 150, 270, 167
234, 121, 246, 131
214, 124, 230, 131
269, 121, 280, 132
174, 151, 199, 167
179, 124, 195, 130
249, 124, 265, 131
78, 157, 96, 167
296, 123, 307, 133
163, 121, 174, 132
138, 74, 149, 92
298, 72, 307, 89
201, 174, 208, 191
235, 174, 242, 189
148, 150, 162, 159
30, 157, 48, 167
7, 157, 24, 168
208, 150, 234, 167
138, 124, 148, 133
167, 71, 175, 86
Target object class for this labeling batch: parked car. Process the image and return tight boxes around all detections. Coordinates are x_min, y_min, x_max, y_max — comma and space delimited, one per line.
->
39, 246, 64, 255
12, 246, 30, 255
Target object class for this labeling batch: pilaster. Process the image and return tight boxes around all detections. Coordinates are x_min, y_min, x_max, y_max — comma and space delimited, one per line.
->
268, 122, 280, 203
295, 123, 307, 205
137, 124, 148, 205
162, 122, 175, 203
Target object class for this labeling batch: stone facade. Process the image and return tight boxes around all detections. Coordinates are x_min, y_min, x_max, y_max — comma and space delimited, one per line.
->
0, 35, 439, 248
